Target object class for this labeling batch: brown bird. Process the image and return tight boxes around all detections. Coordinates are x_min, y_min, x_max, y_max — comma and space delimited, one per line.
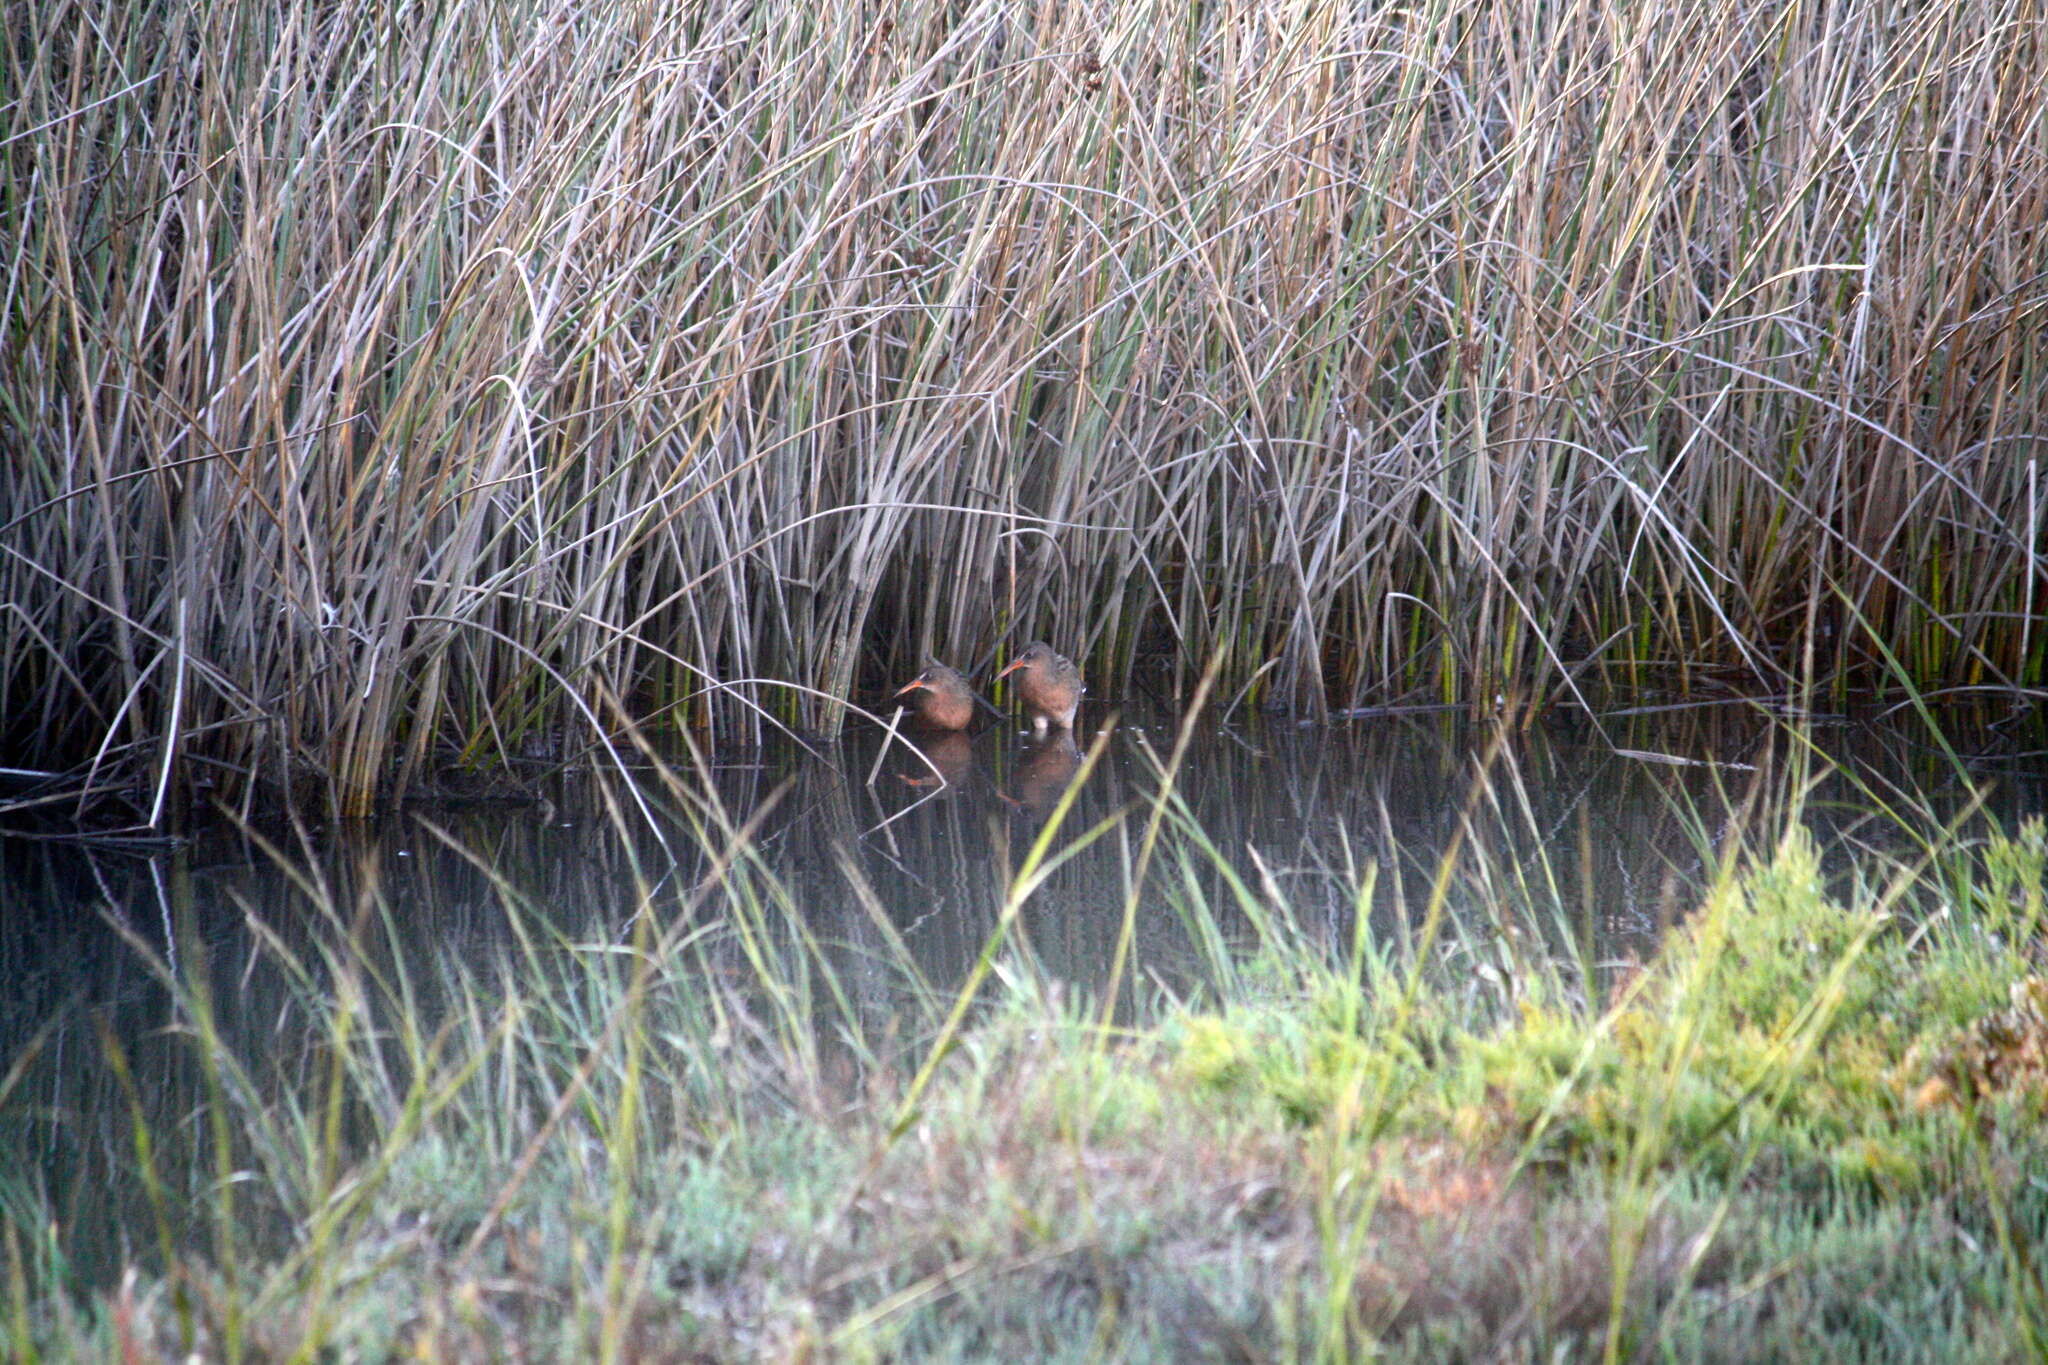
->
893, 662, 977, 731
996, 641, 1083, 736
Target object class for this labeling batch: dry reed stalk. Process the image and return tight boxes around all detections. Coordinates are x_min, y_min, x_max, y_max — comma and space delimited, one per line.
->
2, 0, 2042, 815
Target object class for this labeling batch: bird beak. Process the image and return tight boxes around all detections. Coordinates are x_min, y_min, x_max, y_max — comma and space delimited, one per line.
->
996, 657, 1025, 679
894, 678, 926, 697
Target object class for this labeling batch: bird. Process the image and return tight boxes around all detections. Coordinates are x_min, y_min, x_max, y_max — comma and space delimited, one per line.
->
995, 642, 1083, 736
892, 662, 977, 731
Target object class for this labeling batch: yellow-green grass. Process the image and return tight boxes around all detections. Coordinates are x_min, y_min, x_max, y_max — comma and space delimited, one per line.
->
3, 738, 2044, 1360
3, 0, 2043, 816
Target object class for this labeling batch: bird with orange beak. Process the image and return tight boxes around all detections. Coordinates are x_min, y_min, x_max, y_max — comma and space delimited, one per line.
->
995, 642, 1082, 736
892, 662, 977, 731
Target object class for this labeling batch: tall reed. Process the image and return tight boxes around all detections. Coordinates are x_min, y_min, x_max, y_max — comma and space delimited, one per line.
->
5, 0, 2043, 814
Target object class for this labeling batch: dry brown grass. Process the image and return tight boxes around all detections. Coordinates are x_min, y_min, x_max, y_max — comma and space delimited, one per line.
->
4, 0, 2044, 816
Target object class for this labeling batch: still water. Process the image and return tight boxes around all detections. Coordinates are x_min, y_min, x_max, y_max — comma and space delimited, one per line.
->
6, 700, 2044, 1058
1, 699, 2041, 1288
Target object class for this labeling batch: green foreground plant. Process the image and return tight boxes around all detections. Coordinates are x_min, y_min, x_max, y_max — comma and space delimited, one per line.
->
3, 729, 2046, 1361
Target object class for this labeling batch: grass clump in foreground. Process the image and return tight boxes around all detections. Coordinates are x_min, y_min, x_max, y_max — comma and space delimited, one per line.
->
8, 804, 2048, 1362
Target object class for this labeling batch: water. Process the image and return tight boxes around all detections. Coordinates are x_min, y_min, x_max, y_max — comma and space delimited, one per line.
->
2, 699, 2042, 1290
6, 701, 2042, 1058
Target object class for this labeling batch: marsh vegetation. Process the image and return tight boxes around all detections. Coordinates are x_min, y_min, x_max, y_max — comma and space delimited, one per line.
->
5, 0, 2046, 1354
3, 0, 2043, 817
5, 709, 2046, 1360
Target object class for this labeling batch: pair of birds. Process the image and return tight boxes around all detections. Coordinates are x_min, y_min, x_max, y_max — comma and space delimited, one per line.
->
895, 642, 1082, 737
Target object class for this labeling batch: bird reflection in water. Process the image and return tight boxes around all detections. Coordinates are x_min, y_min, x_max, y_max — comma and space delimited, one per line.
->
1007, 731, 1082, 814
900, 729, 974, 791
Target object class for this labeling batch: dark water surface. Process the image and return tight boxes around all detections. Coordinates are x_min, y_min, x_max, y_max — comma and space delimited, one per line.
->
5, 702, 2044, 1060
2, 699, 2042, 1288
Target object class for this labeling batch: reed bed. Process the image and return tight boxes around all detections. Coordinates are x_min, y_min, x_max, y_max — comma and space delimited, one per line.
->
4, 0, 2045, 814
